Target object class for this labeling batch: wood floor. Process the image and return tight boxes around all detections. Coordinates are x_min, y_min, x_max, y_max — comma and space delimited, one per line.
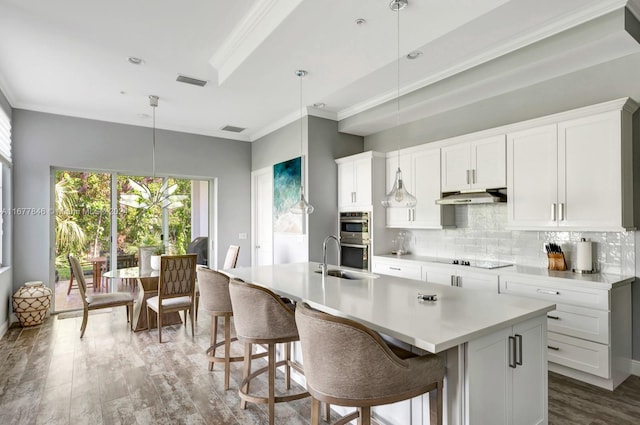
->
0, 308, 639, 425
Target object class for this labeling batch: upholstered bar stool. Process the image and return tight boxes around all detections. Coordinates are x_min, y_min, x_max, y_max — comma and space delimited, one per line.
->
196, 268, 266, 390
228, 279, 309, 425
295, 302, 445, 425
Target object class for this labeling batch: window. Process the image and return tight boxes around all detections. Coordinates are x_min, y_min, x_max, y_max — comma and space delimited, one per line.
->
0, 106, 10, 266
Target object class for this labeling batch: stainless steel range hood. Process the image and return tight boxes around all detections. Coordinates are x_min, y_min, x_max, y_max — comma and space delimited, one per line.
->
435, 190, 506, 205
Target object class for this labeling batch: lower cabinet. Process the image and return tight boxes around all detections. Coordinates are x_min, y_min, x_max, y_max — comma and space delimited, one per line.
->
372, 257, 422, 280
466, 315, 547, 425
422, 264, 499, 292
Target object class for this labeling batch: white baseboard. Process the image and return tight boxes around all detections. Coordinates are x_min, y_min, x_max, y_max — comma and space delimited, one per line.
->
631, 360, 640, 377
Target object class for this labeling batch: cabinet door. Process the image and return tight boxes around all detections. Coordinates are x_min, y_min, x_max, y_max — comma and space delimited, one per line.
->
507, 124, 558, 229
411, 148, 444, 228
353, 158, 372, 207
467, 326, 512, 425
386, 153, 412, 227
559, 111, 622, 229
441, 143, 471, 192
457, 270, 499, 292
472, 135, 506, 190
338, 162, 355, 208
372, 259, 422, 280
512, 316, 547, 425
422, 265, 455, 286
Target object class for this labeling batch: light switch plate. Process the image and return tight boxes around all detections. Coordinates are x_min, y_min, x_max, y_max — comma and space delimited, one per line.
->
239, 233, 247, 240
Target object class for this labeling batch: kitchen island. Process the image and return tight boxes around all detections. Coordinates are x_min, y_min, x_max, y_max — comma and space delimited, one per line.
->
225, 262, 556, 425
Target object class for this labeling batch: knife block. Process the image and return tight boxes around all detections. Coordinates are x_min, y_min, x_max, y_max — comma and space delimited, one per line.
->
547, 253, 567, 271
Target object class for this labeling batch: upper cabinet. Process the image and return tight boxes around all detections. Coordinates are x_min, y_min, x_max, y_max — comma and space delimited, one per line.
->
386, 146, 455, 229
507, 99, 637, 231
336, 151, 385, 211
441, 135, 506, 192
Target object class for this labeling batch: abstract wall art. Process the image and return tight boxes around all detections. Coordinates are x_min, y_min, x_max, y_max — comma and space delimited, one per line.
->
273, 156, 303, 233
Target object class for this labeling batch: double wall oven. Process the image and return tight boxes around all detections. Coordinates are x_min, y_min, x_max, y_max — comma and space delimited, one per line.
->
339, 212, 370, 270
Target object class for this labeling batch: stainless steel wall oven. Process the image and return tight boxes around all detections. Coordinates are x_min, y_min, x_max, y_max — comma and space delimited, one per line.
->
339, 212, 370, 270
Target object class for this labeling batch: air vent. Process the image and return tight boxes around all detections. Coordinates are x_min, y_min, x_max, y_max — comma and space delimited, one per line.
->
176, 75, 208, 87
221, 125, 246, 133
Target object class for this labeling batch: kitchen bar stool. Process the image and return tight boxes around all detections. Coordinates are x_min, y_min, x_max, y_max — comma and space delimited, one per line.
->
295, 302, 445, 425
228, 279, 309, 425
196, 268, 266, 390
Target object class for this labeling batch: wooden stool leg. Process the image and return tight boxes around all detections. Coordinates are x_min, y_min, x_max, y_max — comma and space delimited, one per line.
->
224, 316, 231, 390
311, 397, 321, 425
209, 316, 218, 371
323, 402, 331, 422
240, 343, 252, 410
429, 381, 443, 425
358, 407, 371, 425
285, 341, 291, 390
268, 344, 276, 425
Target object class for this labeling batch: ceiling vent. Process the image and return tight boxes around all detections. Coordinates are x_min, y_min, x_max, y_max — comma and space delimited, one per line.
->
221, 125, 246, 133
176, 75, 208, 87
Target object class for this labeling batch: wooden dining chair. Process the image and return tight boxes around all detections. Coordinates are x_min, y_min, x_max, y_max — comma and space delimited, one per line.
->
68, 254, 133, 338
146, 254, 197, 342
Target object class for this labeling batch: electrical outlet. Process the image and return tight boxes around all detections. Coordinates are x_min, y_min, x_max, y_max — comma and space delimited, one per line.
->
239, 233, 247, 240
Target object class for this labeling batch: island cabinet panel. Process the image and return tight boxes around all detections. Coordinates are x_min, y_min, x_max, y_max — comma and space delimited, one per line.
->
466, 315, 547, 425
507, 99, 637, 231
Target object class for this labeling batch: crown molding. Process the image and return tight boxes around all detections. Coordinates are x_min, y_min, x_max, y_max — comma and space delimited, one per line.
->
337, 0, 629, 122
307, 107, 337, 121
209, 0, 303, 85
248, 108, 302, 142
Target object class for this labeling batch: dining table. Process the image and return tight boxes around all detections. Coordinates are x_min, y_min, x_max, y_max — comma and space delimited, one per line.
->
102, 266, 182, 332
88, 256, 107, 292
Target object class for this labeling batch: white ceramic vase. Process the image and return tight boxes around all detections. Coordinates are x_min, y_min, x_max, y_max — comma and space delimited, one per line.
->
150, 255, 161, 270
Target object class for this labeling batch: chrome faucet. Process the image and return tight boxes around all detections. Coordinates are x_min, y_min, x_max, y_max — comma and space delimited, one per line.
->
322, 235, 341, 274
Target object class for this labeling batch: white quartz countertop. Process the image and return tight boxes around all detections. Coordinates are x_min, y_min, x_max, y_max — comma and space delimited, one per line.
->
223, 262, 555, 354
373, 254, 634, 289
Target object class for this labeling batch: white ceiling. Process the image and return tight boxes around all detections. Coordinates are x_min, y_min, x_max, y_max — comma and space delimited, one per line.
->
0, 0, 638, 142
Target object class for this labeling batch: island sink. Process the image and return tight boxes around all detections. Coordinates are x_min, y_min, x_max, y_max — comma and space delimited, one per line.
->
314, 268, 378, 280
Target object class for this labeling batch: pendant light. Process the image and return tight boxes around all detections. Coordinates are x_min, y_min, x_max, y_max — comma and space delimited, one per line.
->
119, 95, 186, 210
289, 69, 314, 215
382, 0, 417, 209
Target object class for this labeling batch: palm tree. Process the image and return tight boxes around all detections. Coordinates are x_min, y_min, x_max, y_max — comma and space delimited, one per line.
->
55, 174, 86, 262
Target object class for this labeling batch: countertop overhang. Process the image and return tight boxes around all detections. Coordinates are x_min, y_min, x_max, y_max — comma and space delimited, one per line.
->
223, 262, 555, 353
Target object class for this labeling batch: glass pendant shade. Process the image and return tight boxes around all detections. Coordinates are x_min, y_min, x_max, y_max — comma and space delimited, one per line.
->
290, 185, 314, 214
382, 167, 417, 208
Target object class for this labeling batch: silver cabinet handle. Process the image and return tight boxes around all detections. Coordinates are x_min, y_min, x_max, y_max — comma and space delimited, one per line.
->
456, 276, 461, 287
466, 169, 470, 184
547, 315, 560, 320
550, 203, 556, 221
352, 192, 356, 203
515, 334, 523, 366
559, 202, 565, 221
548, 345, 560, 351
472, 169, 477, 184
256, 245, 261, 249
537, 289, 559, 295
408, 209, 411, 221
389, 267, 401, 271
451, 275, 455, 286
509, 336, 517, 368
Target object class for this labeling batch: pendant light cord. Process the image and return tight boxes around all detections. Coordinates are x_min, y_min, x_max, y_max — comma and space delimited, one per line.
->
152, 101, 156, 179
396, 2, 401, 168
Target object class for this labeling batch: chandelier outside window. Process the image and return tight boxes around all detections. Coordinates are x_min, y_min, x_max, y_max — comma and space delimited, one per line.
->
289, 70, 314, 215
382, 0, 417, 209
119, 95, 187, 210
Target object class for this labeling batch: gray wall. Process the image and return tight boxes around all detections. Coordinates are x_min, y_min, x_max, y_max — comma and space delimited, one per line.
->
361, 59, 640, 361
252, 115, 363, 263
11, 109, 251, 298
0, 89, 12, 332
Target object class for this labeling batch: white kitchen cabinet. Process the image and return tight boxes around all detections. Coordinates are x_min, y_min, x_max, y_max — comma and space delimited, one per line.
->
499, 272, 632, 390
441, 134, 506, 192
372, 257, 422, 280
336, 151, 385, 211
422, 264, 499, 292
507, 99, 636, 231
386, 146, 454, 229
466, 315, 547, 425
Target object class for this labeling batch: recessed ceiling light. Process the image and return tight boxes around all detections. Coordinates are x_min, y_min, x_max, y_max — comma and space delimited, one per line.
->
127, 56, 144, 65
406, 51, 422, 60
312, 102, 326, 109
355, 18, 366, 25
120, 91, 127, 95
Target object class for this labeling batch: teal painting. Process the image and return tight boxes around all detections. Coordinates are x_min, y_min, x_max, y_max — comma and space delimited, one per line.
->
273, 156, 303, 233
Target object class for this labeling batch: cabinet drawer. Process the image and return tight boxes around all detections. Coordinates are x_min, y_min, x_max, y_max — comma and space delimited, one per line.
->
548, 304, 609, 344
547, 332, 610, 379
500, 277, 609, 310
372, 261, 421, 280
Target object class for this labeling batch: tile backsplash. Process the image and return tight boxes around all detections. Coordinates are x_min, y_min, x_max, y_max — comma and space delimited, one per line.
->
404, 204, 634, 276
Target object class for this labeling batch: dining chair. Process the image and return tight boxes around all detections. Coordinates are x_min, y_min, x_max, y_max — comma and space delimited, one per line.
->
68, 254, 133, 338
66, 255, 94, 295
146, 254, 197, 343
